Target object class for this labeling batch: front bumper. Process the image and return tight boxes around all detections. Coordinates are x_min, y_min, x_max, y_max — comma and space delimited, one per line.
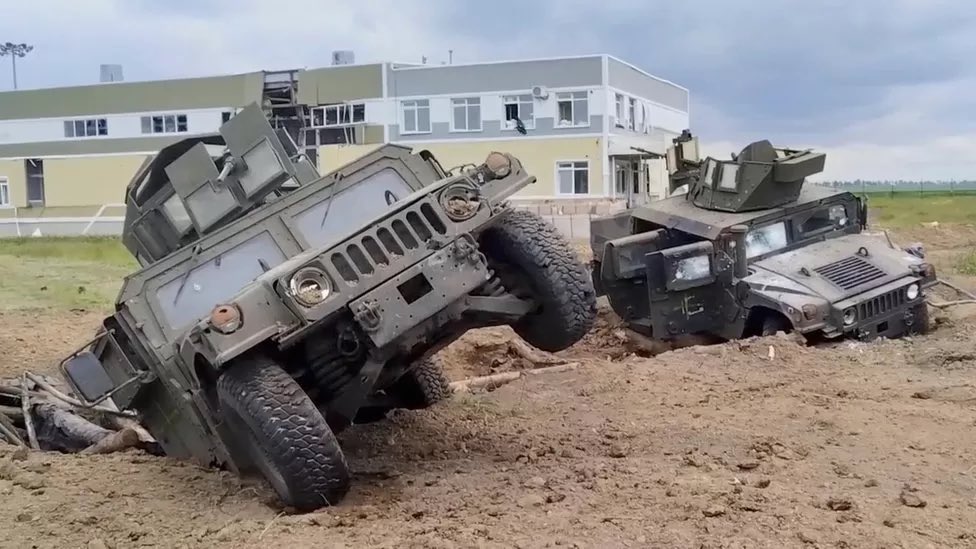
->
825, 277, 925, 339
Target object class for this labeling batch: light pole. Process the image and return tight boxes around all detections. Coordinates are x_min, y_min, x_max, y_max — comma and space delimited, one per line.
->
0, 42, 34, 90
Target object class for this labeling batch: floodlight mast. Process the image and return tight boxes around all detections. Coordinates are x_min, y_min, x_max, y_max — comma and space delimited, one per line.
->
0, 42, 34, 90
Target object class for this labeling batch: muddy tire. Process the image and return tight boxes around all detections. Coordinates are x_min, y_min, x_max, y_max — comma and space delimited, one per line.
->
908, 302, 930, 335
761, 313, 792, 336
480, 209, 597, 352
353, 356, 452, 425
217, 354, 350, 511
392, 356, 452, 410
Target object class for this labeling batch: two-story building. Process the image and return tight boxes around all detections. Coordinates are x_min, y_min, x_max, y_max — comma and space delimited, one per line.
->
0, 54, 689, 236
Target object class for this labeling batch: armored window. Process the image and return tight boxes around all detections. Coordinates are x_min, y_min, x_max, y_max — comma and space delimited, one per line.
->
718, 163, 739, 191
799, 204, 848, 235
401, 99, 430, 134
451, 97, 481, 132
556, 91, 589, 127
702, 159, 718, 186
502, 94, 534, 130
557, 160, 589, 195
0, 177, 9, 206
746, 222, 789, 259
162, 194, 193, 234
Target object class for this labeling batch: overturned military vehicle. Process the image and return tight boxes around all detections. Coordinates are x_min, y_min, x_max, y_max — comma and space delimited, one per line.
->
591, 132, 937, 344
59, 103, 597, 510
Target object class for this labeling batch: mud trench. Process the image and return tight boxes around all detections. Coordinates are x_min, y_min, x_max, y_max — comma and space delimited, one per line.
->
2, 229, 976, 548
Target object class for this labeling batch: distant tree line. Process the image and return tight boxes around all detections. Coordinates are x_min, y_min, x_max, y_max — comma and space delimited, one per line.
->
812, 179, 976, 192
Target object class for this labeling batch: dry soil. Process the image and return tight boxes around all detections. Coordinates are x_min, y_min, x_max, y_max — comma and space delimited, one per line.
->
1, 226, 975, 549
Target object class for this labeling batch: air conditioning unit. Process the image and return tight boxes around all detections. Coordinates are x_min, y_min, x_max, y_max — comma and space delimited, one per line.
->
531, 85, 549, 99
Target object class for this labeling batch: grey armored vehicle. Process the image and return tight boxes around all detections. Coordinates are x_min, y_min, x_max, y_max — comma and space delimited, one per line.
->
591, 132, 938, 344
59, 104, 597, 510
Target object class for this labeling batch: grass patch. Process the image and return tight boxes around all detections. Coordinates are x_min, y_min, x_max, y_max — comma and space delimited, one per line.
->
864, 194, 976, 229
957, 251, 976, 276
0, 237, 137, 311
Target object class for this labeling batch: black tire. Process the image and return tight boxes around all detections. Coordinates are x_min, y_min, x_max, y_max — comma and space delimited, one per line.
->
216, 354, 350, 511
392, 356, 452, 410
352, 356, 452, 426
907, 302, 930, 335
480, 209, 597, 352
760, 313, 792, 336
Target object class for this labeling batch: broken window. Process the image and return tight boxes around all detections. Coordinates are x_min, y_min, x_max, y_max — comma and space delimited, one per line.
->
556, 91, 588, 127
502, 94, 533, 130
452, 97, 481, 132
65, 118, 108, 138
142, 114, 189, 134
313, 103, 366, 128
615, 93, 624, 127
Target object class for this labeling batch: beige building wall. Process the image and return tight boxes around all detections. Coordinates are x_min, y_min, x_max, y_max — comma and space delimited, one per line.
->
0, 158, 26, 208
42, 155, 147, 208
321, 137, 605, 198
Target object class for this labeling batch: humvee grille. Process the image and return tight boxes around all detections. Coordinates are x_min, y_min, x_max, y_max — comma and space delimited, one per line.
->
330, 201, 448, 284
814, 256, 886, 290
858, 287, 907, 321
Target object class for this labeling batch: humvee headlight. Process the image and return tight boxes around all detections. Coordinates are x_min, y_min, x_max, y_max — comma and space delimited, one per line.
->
906, 283, 920, 301
842, 307, 857, 326
674, 255, 711, 281
289, 267, 332, 307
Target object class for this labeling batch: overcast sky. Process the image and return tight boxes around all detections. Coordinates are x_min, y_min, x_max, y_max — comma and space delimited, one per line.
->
2, 0, 974, 181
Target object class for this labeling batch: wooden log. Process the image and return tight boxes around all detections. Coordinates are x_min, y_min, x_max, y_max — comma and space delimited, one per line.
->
0, 405, 23, 419
21, 375, 38, 450
25, 372, 136, 418
0, 409, 25, 447
508, 339, 568, 365
449, 362, 581, 392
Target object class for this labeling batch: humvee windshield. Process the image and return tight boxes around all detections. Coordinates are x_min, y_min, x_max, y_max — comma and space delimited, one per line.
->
742, 199, 856, 260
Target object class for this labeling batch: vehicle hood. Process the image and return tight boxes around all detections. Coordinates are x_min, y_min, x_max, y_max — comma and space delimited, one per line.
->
744, 233, 923, 303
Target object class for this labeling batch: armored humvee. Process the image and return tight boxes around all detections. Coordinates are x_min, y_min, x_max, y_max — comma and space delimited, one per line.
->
591, 131, 938, 345
59, 103, 597, 510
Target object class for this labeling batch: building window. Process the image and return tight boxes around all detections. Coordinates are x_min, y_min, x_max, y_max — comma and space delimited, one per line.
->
628, 97, 636, 130
311, 103, 366, 128
141, 114, 189, 134
556, 91, 589, 127
502, 94, 534, 130
557, 160, 589, 195
615, 93, 624, 127
64, 118, 108, 138
0, 177, 8, 207
451, 97, 481, 132
401, 99, 431, 134
25, 159, 44, 206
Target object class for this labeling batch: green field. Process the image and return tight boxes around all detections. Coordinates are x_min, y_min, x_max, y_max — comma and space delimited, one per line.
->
863, 194, 976, 228
0, 194, 971, 310
0, 237, 136, 311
